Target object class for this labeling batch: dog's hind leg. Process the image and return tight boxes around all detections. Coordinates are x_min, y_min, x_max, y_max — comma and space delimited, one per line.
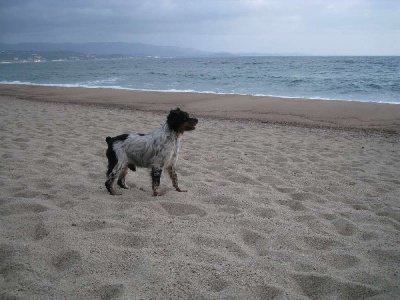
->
105, 136, 129, 195
105, 156, 125, 195
105, 137, 118, 195
105, 162, 124, 195
117, 166, 130, 189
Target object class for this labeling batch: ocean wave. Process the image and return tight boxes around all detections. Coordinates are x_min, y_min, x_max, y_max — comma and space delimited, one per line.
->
367, 83, 383, 90
84, 77, 120, 85
2, 81, 399, 104
0, 80, 131, 90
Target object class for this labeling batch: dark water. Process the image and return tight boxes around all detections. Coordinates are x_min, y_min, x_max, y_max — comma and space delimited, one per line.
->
1, 56, 399, 103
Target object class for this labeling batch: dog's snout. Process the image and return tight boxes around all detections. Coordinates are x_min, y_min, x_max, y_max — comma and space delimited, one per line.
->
192, 118, 198, 123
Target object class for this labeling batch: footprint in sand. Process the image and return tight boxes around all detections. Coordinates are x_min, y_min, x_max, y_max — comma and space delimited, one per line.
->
218, 206, 242, 215
12, 137, 30, 143
274, 186, 297, 193
252, 207, 277, 219
322, 253, 360, 270
98, 283, 125, 300
0, 202, 48, 216
204, 275, 230, 293
34, 222, 49, 240
241, 228, 265, 247
88, 172, 103, 180
294, 214, 316, 223
277, 199, 307, 211
57, 200, 76, 209
43, 151, 60, 158
291, 192, 327, 204
361, 231, 379, 241
160, 202, 207, 217
303, 235, 342, 251
80, 220, 109, 231
0, 244, 14, 265
13, 190, 41, 199
352, 204, 370, 211
2, 153, 12, 159
192, 235, 248, 258
367, 248, 400, 264
257, 175, 285, 186
375, 210, 400, 229
255, 285, 284, 299
332, 218, 358, 236
292, 273, 381, 299
226, 173, 256, 185
200, 195, 242, 208
35, 178, 54, 190
63, 183, 87, 197
321, 213, 336, 221
53, 250, 82, 271
46, 144, 57, 150
109, 233, 149, 249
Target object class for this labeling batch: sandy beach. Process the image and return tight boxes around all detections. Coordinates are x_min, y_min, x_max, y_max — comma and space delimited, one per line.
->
1, 84, 400, 132
1, 85, 399, 299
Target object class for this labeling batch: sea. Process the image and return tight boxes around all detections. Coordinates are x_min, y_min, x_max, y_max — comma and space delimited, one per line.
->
1, 56, 399, 104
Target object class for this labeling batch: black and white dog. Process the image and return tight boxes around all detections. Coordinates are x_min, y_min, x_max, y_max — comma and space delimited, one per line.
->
105, 108, 198, 196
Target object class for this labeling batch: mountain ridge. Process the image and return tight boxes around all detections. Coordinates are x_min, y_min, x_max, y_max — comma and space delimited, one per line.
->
0, 42, 233, 57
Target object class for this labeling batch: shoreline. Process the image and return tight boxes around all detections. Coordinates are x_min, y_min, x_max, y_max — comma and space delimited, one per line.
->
1, 84, 399, 133
3, 82, 400, 105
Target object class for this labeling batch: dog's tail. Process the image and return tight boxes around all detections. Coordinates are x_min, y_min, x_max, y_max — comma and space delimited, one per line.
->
105, 137, 115, 176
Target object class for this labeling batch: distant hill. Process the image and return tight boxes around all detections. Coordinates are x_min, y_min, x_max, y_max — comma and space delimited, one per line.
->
0, 42, 233, 58
0, 50, 95, 62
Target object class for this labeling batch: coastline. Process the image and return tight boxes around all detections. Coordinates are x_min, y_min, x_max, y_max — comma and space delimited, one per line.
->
1, 84, 399, 132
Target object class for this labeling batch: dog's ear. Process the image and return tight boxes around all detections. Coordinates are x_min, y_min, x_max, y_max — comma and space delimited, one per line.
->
170, 108, 181, 115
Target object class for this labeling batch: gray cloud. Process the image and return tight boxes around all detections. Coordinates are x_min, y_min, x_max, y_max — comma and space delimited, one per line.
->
1, 0, 399, 55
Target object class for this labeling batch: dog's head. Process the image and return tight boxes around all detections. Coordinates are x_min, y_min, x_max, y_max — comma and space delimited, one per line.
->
167, 108, 198, 134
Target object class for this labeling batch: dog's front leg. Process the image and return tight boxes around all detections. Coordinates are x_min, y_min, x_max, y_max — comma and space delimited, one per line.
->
151, 167, 162, 196
167, 165, 187, 193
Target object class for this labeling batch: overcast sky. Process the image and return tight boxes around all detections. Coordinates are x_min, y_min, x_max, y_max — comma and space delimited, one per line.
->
1, 0, 399, 55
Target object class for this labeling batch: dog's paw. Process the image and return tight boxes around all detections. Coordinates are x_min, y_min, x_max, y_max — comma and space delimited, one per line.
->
117, 180, 130, 189
176, 188, 187, 193
111, 190, 123, 195
153, 191, 162, 197
106, 183, 120, 195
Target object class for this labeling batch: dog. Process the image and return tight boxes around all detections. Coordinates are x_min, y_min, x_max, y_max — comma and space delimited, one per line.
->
105, 108, 198, 196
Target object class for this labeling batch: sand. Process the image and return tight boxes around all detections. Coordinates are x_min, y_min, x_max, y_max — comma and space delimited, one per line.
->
0, 85, 399, 299
1, 84, 400, 132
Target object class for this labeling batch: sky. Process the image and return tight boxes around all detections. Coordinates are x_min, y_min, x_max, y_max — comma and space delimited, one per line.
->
1, 0, 399, 55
